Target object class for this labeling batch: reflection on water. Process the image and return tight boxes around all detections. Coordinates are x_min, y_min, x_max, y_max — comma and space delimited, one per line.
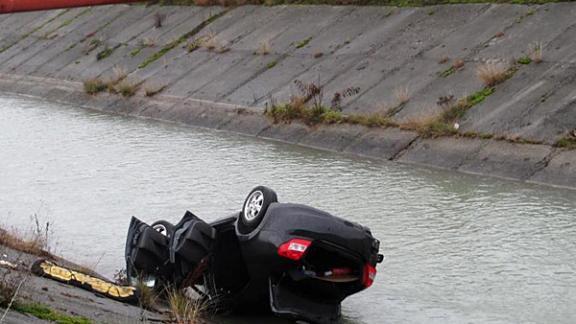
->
1, 94, 575, 324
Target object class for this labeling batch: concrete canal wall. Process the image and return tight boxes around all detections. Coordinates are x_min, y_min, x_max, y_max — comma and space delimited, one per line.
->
0, 3, 575, 189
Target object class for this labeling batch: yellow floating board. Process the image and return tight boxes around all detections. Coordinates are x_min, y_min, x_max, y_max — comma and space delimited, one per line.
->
32, 259, 139, 304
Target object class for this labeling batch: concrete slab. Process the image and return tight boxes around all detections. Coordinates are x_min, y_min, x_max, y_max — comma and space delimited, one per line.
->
181, 6, 350, 103
458, 140, 552, 180
424, 4, 519, 62
258, 54, 360, 106
123, 6, 234, 84
236, 6, 349, 54
392, 63, 482, 122
0, 73, 27, 94
142, 7, 225, 48
224, 54, 312, 106
298, 124, 367, 152
344, 127, 419, 160
167, 51, 247, 98
218, 112, 271, 136
477, 3, 576, 60
257, 121, 311, 144
529, 150, 576, 189
0, 11, 73, 67
107, 6, 179, 45
521, 96, 576, 144
6, 7, 116, 75
53, 6, 141, 80
209, 6, 290, 52
268, 4, 484, 114
460, 64, 576, 143
543, 21, 576, 64
224, 6, 400, 107
134, 6, 273, 96
61, 89, 97, 108
56, 6, 198, 78
398, 136, 486, 170
32, 8, 148, 76
136, 50, 212, 88
0, 11, 48, 38
344, 57, 439, 116
193, 53, 281, 102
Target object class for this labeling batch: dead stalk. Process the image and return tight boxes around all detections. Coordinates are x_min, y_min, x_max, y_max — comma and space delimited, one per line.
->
394, 86, 410, 105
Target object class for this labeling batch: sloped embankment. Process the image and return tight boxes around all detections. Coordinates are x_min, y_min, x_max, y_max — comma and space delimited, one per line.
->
0, 3, 575, 189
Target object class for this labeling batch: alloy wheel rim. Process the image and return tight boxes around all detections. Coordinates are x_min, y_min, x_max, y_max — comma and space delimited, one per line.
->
244, 191, 264, 222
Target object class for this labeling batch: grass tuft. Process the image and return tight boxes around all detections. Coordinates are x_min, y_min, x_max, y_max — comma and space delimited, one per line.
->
135, 280, 158, 310
266, 102, 394, 128
529, 41, 543, 63
476, 60, 515, 87
0, 216, 52, 258
84, 69, 141, 98
188, 33, 230, 53
168, 289, 207, 324
394, 85, 410, 105
83, 79, 107, 95
254, 40, 271, 55
114, 80, 140, 97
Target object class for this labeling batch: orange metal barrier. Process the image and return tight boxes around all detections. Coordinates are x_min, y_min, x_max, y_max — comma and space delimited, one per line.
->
0, 0, 145, 14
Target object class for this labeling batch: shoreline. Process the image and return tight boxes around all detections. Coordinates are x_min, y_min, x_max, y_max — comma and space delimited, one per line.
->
0, 3, 575, 190
1, 73, 574, 191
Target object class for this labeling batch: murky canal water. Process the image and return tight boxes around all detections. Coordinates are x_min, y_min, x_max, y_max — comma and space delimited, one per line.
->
1, 94, 576, 324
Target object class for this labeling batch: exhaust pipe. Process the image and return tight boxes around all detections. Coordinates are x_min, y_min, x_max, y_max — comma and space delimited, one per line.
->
0, 0, 145, 14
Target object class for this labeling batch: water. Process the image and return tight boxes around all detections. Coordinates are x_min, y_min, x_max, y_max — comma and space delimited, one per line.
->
1, 94, 575, 324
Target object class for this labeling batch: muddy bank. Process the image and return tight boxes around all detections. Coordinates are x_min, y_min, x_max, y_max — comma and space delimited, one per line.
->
0, 3, 575, 189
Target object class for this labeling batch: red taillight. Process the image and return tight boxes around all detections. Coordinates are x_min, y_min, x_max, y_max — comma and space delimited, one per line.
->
278, 238, 312, 261
362, 264, 377, 288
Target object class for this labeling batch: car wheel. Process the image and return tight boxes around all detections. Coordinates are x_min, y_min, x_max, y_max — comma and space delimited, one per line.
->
151, 220, 174, 238
238, 186, 277, 234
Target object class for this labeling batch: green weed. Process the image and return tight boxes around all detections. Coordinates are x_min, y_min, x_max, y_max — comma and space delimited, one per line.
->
517, 56, 532, 64
555, 136, 576, 149
295, 37, 312, 49
13, 302, 91, 324
96, 44, 120, 61
266, 60, 278, 69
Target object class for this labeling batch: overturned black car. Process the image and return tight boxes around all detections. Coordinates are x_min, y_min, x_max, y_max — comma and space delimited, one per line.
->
125, 186, 383, 323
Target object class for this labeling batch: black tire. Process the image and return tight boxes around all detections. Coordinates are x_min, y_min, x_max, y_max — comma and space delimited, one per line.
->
151, 220, 175, 238
238, 186, 278, 235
